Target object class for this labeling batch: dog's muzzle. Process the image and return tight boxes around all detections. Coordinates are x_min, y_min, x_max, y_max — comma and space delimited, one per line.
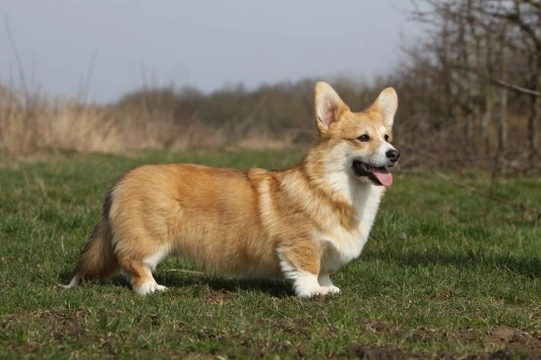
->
352, 148, 399, 187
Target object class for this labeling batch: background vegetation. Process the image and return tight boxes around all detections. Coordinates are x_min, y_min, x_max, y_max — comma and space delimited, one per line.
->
1, 0, 540, 173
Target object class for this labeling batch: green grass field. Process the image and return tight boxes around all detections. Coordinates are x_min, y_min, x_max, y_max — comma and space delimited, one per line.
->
1, 149, 540, 359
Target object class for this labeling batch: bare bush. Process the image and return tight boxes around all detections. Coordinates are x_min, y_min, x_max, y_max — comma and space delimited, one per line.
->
399, 0, 541, 167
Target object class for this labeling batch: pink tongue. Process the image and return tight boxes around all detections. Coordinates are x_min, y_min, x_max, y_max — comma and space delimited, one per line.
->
372, 168, 393, 186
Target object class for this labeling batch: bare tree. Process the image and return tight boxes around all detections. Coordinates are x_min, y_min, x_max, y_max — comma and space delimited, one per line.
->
405, 0, 540, 162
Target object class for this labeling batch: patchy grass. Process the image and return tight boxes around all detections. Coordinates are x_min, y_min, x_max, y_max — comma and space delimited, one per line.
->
0, 149, 540, 359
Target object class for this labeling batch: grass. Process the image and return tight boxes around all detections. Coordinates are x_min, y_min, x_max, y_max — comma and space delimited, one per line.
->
0, 148, 540, 359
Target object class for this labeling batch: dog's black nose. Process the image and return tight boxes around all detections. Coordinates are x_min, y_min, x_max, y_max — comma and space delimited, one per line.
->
386, 149, 400, 163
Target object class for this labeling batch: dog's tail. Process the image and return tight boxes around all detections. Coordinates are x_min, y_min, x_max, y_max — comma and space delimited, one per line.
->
64, 215, 119, 289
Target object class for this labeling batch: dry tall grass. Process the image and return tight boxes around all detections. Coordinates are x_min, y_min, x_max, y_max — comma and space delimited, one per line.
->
0, 85, 229, 158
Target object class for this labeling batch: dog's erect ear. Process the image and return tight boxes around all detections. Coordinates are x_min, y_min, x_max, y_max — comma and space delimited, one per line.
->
315, 82, 348, 133
373, 87, 398, 128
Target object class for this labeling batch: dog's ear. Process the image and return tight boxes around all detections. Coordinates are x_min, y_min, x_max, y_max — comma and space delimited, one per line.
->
373, 87, 398, 129
315, 82, 348, 133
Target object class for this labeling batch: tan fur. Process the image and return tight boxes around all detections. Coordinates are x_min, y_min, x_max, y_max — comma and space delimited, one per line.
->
65, 82, 399, 298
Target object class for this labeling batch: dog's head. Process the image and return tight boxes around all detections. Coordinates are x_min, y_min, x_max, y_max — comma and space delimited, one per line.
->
314, 82, 399, 187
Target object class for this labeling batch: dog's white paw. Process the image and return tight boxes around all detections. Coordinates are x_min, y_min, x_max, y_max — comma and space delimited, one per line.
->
135, 281, 168, 295
296, 285, 340, 298
316, 273, 341, 295
153, 284, 168, 292
293, 272, 341, 298
324, 285, 341, 294
61, 275, 80, 289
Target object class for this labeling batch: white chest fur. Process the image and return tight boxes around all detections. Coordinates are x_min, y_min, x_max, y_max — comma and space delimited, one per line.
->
319, 180, 384, 273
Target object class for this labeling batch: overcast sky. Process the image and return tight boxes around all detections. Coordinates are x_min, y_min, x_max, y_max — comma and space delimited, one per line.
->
0, 1, 422, 104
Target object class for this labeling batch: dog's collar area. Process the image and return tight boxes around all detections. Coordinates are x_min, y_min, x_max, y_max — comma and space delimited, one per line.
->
352, 160, 393, 187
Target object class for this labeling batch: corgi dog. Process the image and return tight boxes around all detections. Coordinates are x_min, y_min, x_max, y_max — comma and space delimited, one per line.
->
64, 82, 399, 298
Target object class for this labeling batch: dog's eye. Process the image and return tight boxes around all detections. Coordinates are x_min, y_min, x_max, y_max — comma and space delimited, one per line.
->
357, 134, 370, 142
384, 135, 390, 142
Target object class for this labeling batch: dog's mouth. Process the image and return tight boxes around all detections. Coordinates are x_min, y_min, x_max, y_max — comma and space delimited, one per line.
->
352, 160, 393, 187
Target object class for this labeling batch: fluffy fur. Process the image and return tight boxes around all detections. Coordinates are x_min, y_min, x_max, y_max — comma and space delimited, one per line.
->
64, 82, 400, 298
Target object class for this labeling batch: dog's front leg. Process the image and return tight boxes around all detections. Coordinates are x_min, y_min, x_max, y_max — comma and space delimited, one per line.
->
318, 273, 341, 294
276, 242, 339, 298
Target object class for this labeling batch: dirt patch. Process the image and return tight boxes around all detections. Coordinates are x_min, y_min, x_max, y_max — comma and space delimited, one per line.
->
339, 343, 414, 359
481, 326, 541, 358
356, 319, 541, 359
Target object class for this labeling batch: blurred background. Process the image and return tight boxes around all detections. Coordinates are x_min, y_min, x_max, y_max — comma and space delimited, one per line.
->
0, 0, 539, 172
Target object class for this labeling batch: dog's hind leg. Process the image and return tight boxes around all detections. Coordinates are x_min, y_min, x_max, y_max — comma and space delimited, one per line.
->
118, 245, 169, 295
122, 261, 167, 295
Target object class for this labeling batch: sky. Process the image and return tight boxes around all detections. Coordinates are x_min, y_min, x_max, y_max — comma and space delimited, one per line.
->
0, 1, 423, 104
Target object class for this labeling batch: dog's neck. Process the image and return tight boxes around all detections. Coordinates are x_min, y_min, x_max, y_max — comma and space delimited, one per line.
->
287, 145, 382, 229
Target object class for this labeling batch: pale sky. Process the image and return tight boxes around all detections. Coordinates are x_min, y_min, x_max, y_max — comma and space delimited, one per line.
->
0, 1, 422, 104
